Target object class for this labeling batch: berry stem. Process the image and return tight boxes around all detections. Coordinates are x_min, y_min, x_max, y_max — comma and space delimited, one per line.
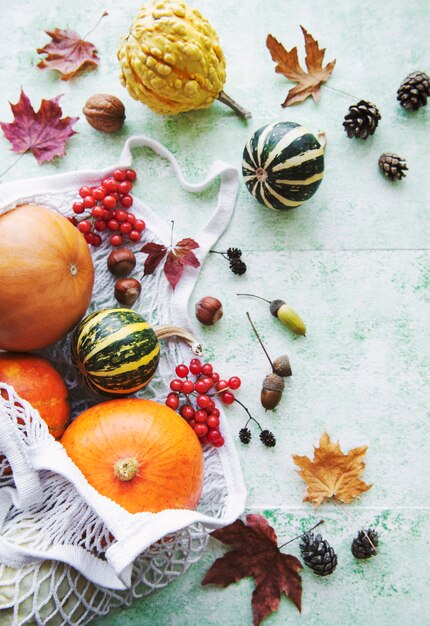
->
234, 397, 263, 431
209, 250, 230, 260
245, 312, 274, 371
82, 10, 108, 40
278, 520, 325, 550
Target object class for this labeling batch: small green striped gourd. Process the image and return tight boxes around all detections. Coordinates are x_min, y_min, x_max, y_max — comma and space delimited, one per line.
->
242, 121, 324, 210
71, 308, 160, 396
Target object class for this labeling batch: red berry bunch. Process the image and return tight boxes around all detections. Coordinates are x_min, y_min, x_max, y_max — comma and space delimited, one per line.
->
165, 358, 242, 448
68, 168, 146, 248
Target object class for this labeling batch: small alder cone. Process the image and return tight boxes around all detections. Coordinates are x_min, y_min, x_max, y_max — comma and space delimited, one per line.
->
397, 71, 430, 111
83, 94, 126, 133
378, 153, 408, 181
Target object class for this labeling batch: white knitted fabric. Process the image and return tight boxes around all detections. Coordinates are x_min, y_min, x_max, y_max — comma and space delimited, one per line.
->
0, 136, 246, 625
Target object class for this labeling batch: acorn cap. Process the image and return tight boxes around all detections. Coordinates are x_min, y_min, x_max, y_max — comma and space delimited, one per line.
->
262, 373, 285, 392
272, 355, 292, 378
269, 299, 285, 317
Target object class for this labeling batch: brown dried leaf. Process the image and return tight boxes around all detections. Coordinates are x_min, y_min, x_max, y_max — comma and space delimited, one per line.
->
267, 26, 336, 106
202, 514, 302, 626
36, 15, 107, 80
293, 432, 371, 507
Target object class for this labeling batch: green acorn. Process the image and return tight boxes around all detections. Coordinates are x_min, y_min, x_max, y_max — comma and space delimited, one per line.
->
238, 293, 306, 336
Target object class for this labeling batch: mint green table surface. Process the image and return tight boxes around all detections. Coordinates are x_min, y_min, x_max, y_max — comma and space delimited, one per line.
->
1, 0, 429, 624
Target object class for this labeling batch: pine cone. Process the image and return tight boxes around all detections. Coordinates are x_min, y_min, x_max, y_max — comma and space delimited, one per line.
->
227, 247, 242, 260
351, 529, 379, 559
300, 532, 337, 576
397, 71, 430, 111
343, 100, 381, 139
260, 430, 276, 447
229, 258, 247, 275
239, 427, 252, 444
378, 153, 408, 180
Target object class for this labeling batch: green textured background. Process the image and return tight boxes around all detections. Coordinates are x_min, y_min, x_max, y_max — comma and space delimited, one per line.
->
1, 0, 429, 624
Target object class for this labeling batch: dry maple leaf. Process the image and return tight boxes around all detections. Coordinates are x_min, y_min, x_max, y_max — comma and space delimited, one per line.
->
37, 14, 107, 80
293, 432, 371, 507
267, 26, 336, 106
202, 514, 302, 626
0, 89, 78, 164
141, 236, 200, 289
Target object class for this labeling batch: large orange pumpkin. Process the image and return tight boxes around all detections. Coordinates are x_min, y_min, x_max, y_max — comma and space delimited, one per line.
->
0, 352, 70, 439
61, 398, 204, 514
0, 204, 94, 351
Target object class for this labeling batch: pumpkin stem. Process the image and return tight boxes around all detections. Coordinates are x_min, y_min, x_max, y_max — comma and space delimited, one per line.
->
154, 325, 203, 356
114, 457, 139, 482
217, 90, 252, 120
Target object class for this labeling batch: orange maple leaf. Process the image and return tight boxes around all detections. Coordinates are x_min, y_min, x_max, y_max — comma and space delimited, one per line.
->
266, 26, 336, 107
292, 432, 371, 507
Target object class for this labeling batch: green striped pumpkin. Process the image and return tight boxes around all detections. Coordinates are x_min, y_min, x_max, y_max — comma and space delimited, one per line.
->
242, 121, 324, 210
71, 308, 160, 396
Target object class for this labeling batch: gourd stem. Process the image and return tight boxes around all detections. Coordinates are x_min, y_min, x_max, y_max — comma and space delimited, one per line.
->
154, 325, 203, 356
217, 90, 252, 120
114, 457, 139, 482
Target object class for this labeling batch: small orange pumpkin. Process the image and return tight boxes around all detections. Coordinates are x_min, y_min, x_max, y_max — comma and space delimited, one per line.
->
61, 398, 204, 514
0, 204, 94, 352
0, 352, 70, 439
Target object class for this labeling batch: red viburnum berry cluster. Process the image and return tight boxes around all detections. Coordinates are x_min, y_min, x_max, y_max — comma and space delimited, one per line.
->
165, 358, 242, 448
68, 168, 146, 247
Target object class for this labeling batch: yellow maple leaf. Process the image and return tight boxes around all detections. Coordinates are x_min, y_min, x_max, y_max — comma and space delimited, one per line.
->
292, 432, 371, 507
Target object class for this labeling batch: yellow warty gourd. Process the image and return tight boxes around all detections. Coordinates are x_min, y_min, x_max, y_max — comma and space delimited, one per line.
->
118, 0, 250, 117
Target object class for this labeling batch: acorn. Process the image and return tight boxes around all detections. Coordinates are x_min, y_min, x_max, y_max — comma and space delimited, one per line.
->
238, 293, 306, 336
272, 355, 292, 378
245, 312, 292, 411
261, 373, 285, 410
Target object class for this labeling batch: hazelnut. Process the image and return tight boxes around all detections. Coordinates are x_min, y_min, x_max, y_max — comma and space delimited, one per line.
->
107, 248, 136, 276
83, 94, 125, 133
195, 296, 223, 326
114, 278, 141, 306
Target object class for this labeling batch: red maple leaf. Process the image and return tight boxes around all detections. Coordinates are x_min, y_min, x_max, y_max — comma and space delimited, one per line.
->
0, 90, 78, 164
37, 26, 102, 80
141, 237, 200, 290
202, 514, 302, 626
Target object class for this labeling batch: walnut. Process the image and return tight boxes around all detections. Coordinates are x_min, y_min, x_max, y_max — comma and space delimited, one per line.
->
83, 94, 125, 133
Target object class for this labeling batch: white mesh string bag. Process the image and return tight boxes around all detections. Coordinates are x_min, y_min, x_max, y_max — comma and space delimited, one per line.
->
0, 136, 247, 626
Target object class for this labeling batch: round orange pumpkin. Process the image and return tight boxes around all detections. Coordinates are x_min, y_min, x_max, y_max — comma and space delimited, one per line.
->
0, 352, 71, 439
0, 204, 94, 351
61, 398, 204, 514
